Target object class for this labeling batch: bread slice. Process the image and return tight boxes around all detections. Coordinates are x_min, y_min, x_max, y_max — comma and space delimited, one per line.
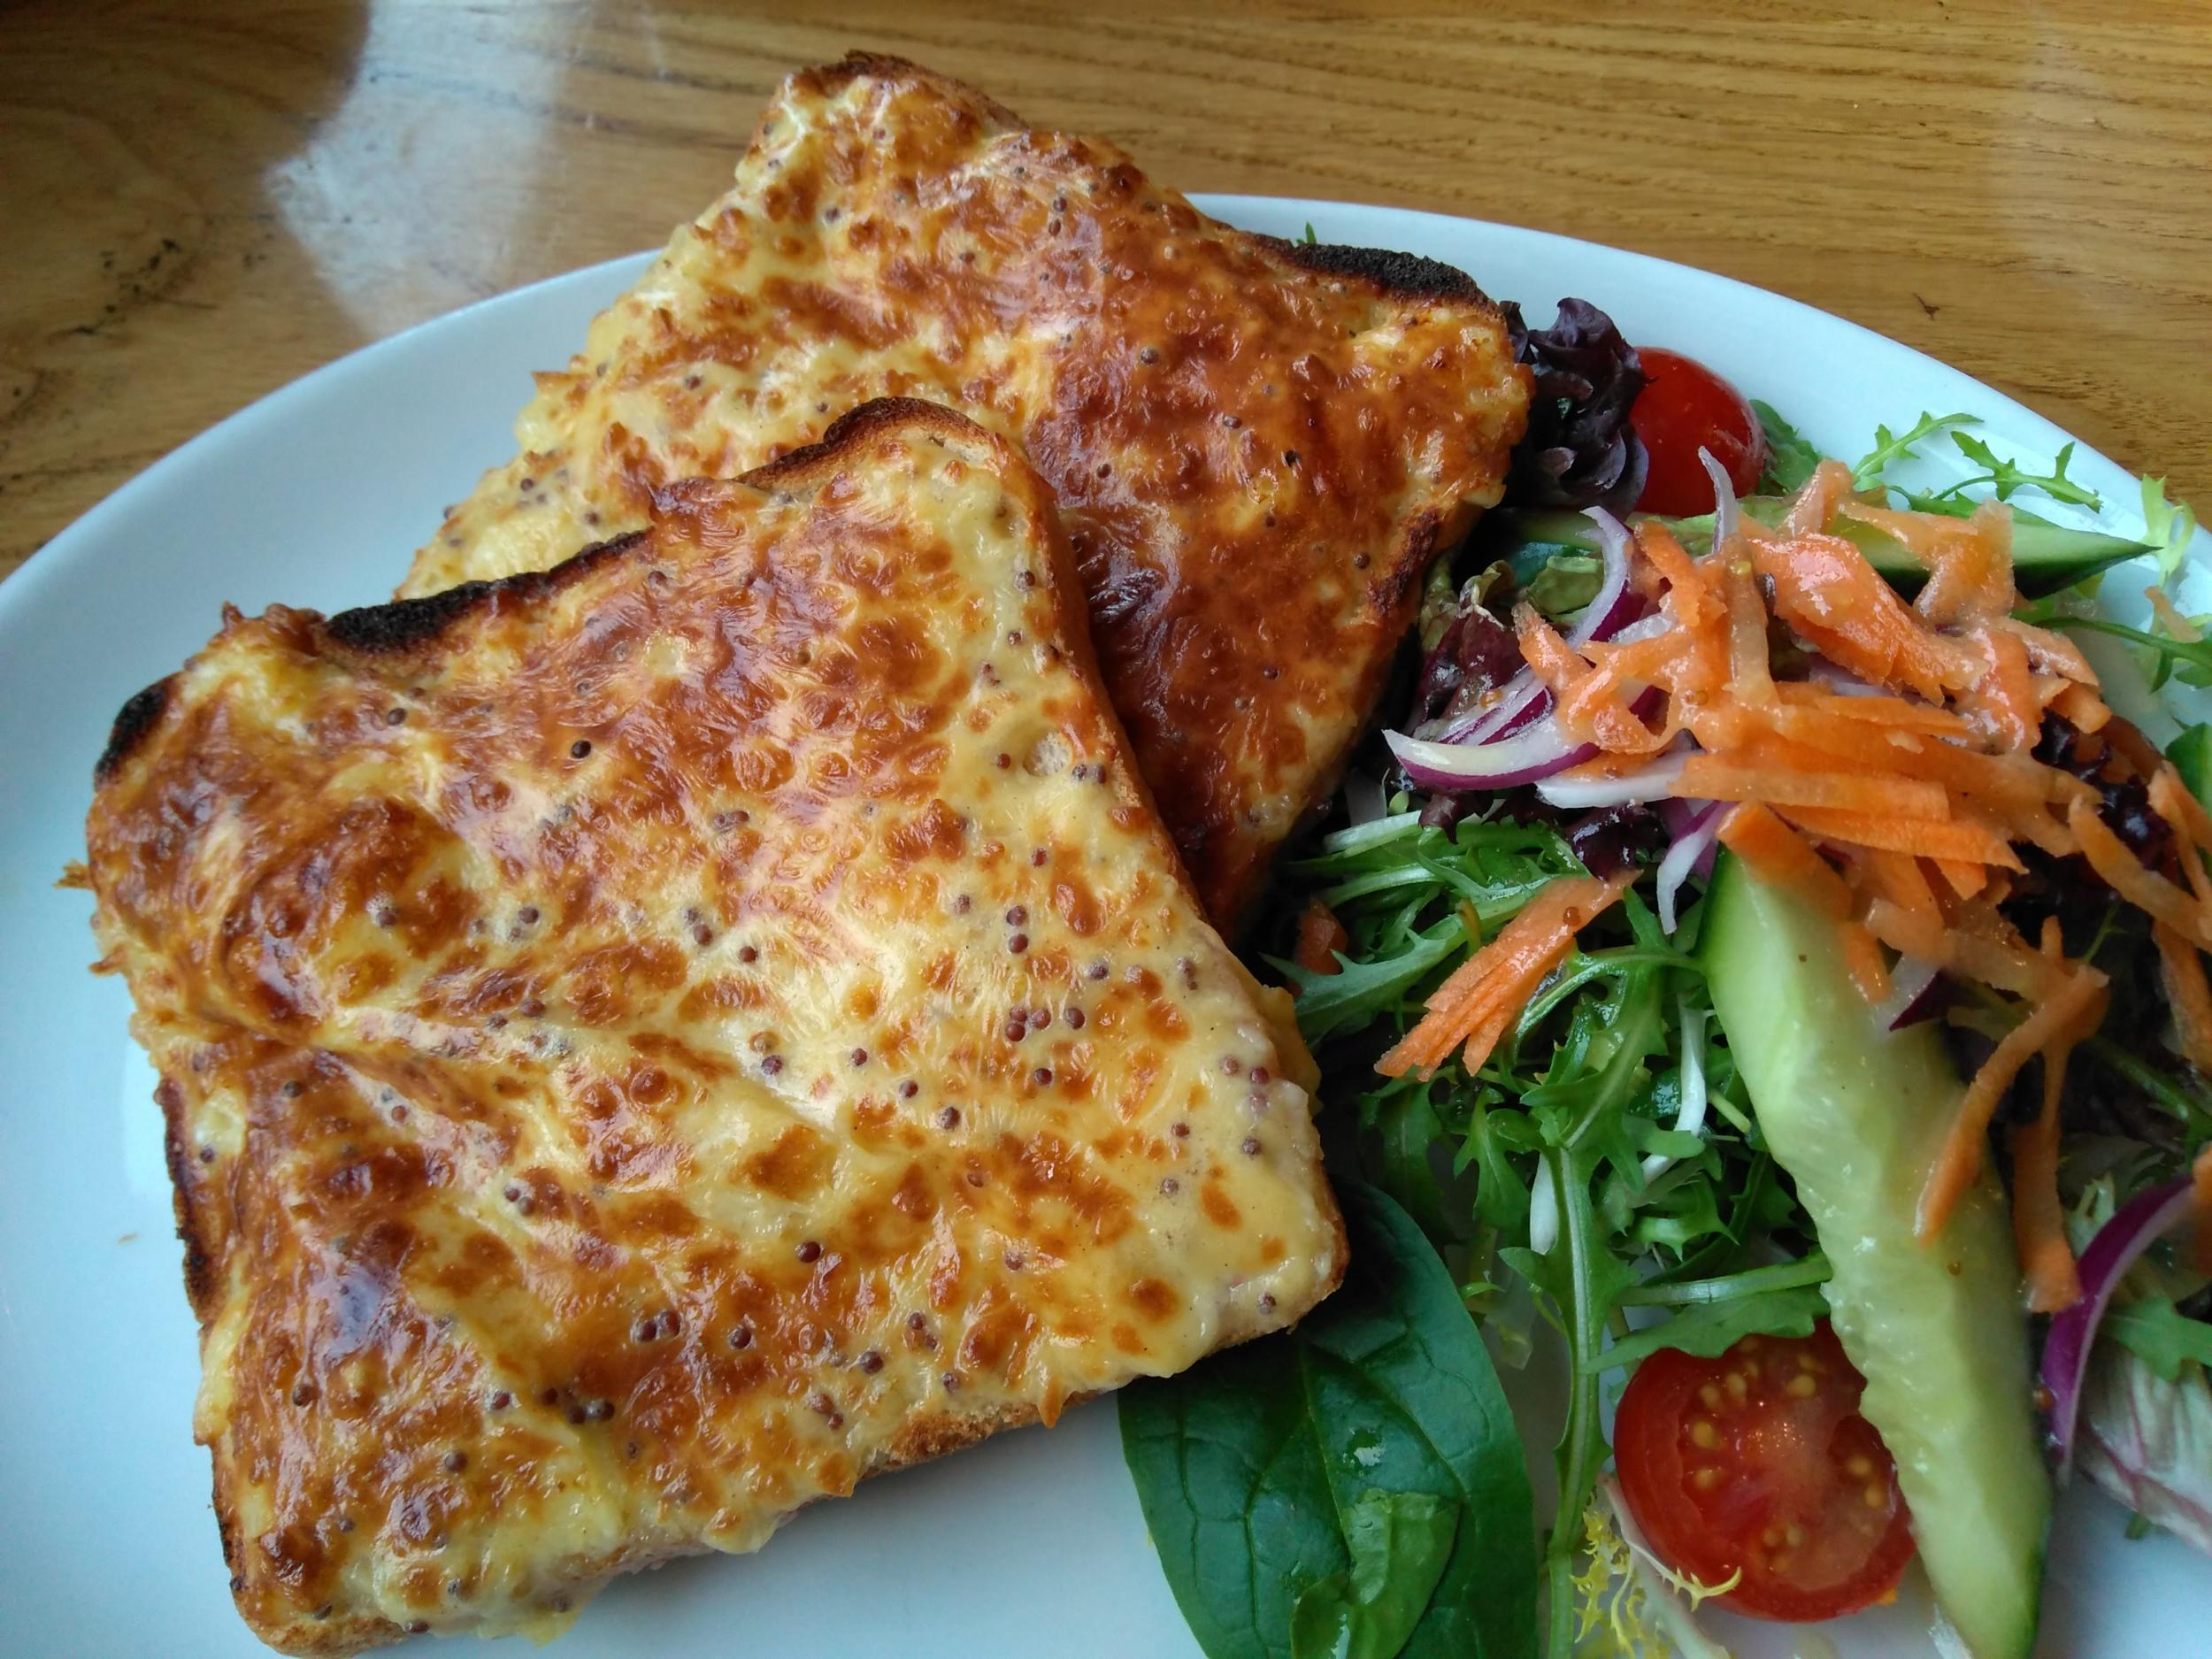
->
87, 400, 1344, 1654
402, 52, 1528, 926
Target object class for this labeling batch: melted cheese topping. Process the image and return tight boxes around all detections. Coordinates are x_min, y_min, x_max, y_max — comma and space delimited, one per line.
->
402, 52, 1528, 926
88, 405, 1342, 1655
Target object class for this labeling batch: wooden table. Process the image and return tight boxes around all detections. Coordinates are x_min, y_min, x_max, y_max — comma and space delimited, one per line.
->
4, 1, 2207, 584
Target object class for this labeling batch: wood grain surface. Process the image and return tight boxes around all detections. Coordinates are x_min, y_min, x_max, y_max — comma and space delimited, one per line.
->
4, 1, 2208, 584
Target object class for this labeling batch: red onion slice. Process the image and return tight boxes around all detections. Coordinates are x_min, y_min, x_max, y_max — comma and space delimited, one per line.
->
1698, 448, 1741, 549
2043, 1177, 2198, 1476
1444, 670, 1549, 746
1873, 955, 1944, 1031
1535, 749, 1689, 810
1386, 719, 1594, 793
1580, 507, 1641, 639
1655, 802, 1724, 934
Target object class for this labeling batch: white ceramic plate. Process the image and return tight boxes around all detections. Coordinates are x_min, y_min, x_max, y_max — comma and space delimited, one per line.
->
2, 197, 2203, 1659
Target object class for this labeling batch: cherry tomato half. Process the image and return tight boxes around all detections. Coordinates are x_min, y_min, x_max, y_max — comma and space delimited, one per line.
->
1612, 1321, 1915, 1623
1629, 347, 1767, 517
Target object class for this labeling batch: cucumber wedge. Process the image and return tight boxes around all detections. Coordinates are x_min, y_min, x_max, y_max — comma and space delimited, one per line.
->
1494, 502, 2150, 600
1703, 854, 2050, 1659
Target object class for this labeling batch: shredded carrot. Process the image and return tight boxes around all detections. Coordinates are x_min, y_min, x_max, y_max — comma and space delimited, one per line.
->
2009, 1044, 2084, 1312
2154, 924, 2212, 1074
1840, 921, 1892, 1004
1730, 723, 1922, 779
1918, 967, 2108, 1242
1516, 603, 1667, 753
2049, 680, 2112, 733
1752, 532, 1978, 701
1960, 624, 2040, 752
1859, 848, 1944, 924
1782, 459, 1855, 537
1678, 754, 1949, 818
1772, 682, 1974, 734
1377, 872, 1635, 1082
1717, 803, 1854, 919
1764, 708, 2077, 826
1583, 627, 1694, 686
1946, 926, 2075, 1000
1721, 556, 1778, 707
1515, 603, 1590, 698
1778, 804, 2024, 871
2069, 795, 2212, 947
1292, 900, 1349, 979
1934, 857, 1988, 900
1635, 521, 1717, 626
2152, 763, 2212, 858
1863, 896, 1950, 965
1841, 498, 2014, 625
1992, 614, 2099, 684
2147, 585, 2203, 645
1454, 1003, 1518, 1085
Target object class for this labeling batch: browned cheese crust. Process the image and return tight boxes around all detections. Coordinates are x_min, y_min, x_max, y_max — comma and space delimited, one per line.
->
402, 52, 1531, 926
88, 400, 1345, 1654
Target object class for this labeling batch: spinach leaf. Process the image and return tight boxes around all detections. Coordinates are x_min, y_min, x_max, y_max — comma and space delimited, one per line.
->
1120, 1184, 1538, 1659
1291, 1491, 1459, 1659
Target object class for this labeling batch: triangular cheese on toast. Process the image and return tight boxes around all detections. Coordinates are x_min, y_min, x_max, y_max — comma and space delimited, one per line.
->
88, 400, 1343, 1654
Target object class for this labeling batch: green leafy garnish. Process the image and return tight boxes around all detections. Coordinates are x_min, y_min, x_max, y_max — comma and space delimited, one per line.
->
1850, 410, 1977, 492
1120, 1184, 1539, 1659
1751, 400, 1820, 495
1570, 1496, 1738, 1659
1271, 918, 1463, 1041
1522, 553, 1604, 619
2145, 475, 2202, 587
1502, 1144, 1634, 1659
1850, 412, 2110, 525
1899, 433, 2102, 515
1303, 220, 1319, 245
1593, 1284, 1829, 1372
2107, 1294, 2212, 1383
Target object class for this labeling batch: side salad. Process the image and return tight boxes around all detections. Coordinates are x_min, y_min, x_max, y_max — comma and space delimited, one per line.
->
1120, 303, 2210, 1659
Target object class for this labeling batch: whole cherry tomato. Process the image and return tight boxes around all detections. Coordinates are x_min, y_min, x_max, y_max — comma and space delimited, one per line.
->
1630, 347, 1768, 516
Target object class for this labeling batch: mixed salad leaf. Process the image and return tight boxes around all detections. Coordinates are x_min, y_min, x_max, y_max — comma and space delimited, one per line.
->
1122, 295, 2211, 1659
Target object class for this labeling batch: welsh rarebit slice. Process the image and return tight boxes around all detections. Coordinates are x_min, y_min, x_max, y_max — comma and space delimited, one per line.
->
402, 51, 1529, 926
86, 401, 1344, 1655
